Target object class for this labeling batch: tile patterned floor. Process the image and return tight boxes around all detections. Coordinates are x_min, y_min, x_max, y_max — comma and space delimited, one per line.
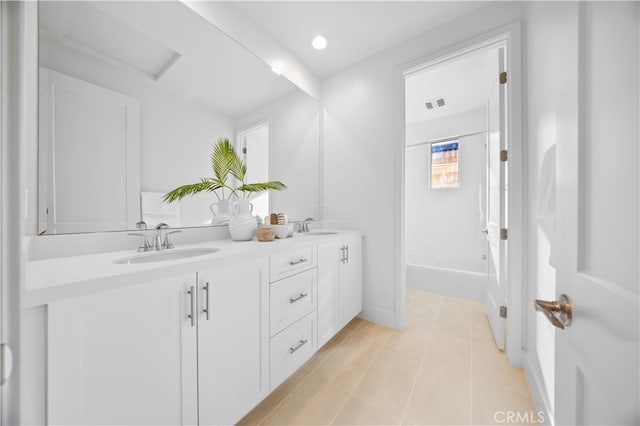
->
239, 289, 536, 425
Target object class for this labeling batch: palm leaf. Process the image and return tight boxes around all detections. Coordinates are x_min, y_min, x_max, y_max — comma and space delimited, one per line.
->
163, 179, 222, 203
228, 145, 247, 183
210, 138, 235, 183
236, 181, 287, 193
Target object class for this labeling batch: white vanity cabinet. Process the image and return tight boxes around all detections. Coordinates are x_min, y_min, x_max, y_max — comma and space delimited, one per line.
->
36, 232, 363, 425
317, 234, 363, 347
196, 260, 270, 425
47, 258, 269, 426
47, 274, 199, 425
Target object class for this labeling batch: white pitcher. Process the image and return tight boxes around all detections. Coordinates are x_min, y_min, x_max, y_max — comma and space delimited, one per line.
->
209, 199, 233, 226
228, 199, 257, 241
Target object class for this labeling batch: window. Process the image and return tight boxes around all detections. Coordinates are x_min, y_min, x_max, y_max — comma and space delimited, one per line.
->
430, 140, 459, 189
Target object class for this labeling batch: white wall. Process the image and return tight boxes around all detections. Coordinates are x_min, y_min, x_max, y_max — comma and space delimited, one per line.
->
40, 37, 235, 228
405, 132, 486, 273
235, 90, 319, 222
321, 1, 526, 327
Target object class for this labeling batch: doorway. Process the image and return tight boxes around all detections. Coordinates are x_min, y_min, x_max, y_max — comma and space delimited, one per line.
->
403, 44, 507, 350
237, 122, 270, 220
396, 23, 524, 365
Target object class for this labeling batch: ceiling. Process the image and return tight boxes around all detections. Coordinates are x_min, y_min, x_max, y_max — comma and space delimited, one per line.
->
236, 1, 488, 77
405, 48, 498, 125
39, 1, 493, 118
39, 1, 298, 118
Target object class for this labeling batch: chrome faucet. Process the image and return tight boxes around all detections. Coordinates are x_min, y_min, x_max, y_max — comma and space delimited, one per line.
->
128, 221, 152, 252
154, 223, 169, 251
162, 230, 181, 249
301, 217, 315, 233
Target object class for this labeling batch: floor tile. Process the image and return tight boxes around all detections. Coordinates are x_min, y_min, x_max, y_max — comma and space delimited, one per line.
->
313, 332, 383, 393
261, 373, 349, 425
352, 346, 421, 419
238, 367, 310, 425
352, 320, 395, 345
384, 324, 431, 358
344, 317, 364, 331
332, 395, 400, 425
404, 361, 472, 425
472, 378, 538, 425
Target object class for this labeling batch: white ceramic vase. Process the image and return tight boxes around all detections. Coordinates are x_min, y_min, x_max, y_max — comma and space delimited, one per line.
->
228, 199, 257, 241
210, 199, 233, 226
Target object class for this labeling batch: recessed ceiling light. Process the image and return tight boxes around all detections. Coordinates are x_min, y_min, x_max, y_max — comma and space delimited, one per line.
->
311, 35, 328, 50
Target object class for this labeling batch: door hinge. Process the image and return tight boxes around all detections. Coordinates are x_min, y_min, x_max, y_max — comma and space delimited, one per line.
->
242, 147, 247, 154
500, 149, 508, 162
499, 305, 508, 318
500, 228, 508, 240
499, 71, 507, 84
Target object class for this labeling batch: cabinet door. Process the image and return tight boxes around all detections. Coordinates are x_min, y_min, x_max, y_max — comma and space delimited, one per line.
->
317, 241, 341, 347
340, 235, 363, 327
48, 275, 198, 425
197, 258, 270, 426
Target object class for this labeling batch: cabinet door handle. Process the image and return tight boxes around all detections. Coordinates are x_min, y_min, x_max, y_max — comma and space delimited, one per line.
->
203, 282, 211, 321
289, 339, 308, 354
346, 245, 349, 263
289, 257, 308, 266
289, 292, 309, 303
340, 246, 345, 263
187, 286, 196, 327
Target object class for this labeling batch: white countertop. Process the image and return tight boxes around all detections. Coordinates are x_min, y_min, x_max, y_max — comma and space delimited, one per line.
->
24, 230, 362, 308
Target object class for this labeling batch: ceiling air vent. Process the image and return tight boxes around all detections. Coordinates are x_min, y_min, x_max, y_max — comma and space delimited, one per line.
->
425, 97, 446, 111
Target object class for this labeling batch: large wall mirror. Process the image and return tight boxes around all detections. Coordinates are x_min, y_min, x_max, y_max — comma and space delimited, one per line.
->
38, 1, 320, 235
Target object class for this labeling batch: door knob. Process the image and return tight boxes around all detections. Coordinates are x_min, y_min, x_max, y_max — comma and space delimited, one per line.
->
481, 229, 489, 234
534, 294, 572, 329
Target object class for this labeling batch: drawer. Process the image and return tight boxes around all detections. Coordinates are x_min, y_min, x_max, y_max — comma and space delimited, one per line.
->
270, 246, 317, 282
270, 269, 317, 336
270, 311, 317, 390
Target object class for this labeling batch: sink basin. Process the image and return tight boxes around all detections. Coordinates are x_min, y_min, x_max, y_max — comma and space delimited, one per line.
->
114, 248, 220, 264
303, 231, 338, 236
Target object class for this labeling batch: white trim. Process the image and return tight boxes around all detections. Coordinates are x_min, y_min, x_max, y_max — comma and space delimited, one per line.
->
524, 354, 553, 425
395, 21, 525, 367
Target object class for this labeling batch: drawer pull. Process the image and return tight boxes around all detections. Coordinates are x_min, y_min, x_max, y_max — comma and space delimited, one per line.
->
289, 339, 309, 354
289, 257, 308, 266
289, 292, 309, 303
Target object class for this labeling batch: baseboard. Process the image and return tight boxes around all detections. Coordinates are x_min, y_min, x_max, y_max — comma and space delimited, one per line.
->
358, 307, 397, 329
406, 264, 486, 302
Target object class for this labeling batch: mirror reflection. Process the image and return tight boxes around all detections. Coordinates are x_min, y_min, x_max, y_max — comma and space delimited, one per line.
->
38, 1, 319, 235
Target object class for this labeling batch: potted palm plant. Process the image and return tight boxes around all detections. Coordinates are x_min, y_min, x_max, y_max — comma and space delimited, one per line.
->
163, 138, 286, 239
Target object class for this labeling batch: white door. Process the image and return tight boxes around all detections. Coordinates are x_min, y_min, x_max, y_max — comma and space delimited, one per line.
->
485, 47, 507, 350
197, 259, 270, 425
552, 3, 639, 424
317, 241, 341, 347
39, 68, 140, 234
47, 275, 199, 425
340, 235, 363, 328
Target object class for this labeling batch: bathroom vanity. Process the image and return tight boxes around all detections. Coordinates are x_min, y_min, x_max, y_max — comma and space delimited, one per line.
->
24, 231, 362, 425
